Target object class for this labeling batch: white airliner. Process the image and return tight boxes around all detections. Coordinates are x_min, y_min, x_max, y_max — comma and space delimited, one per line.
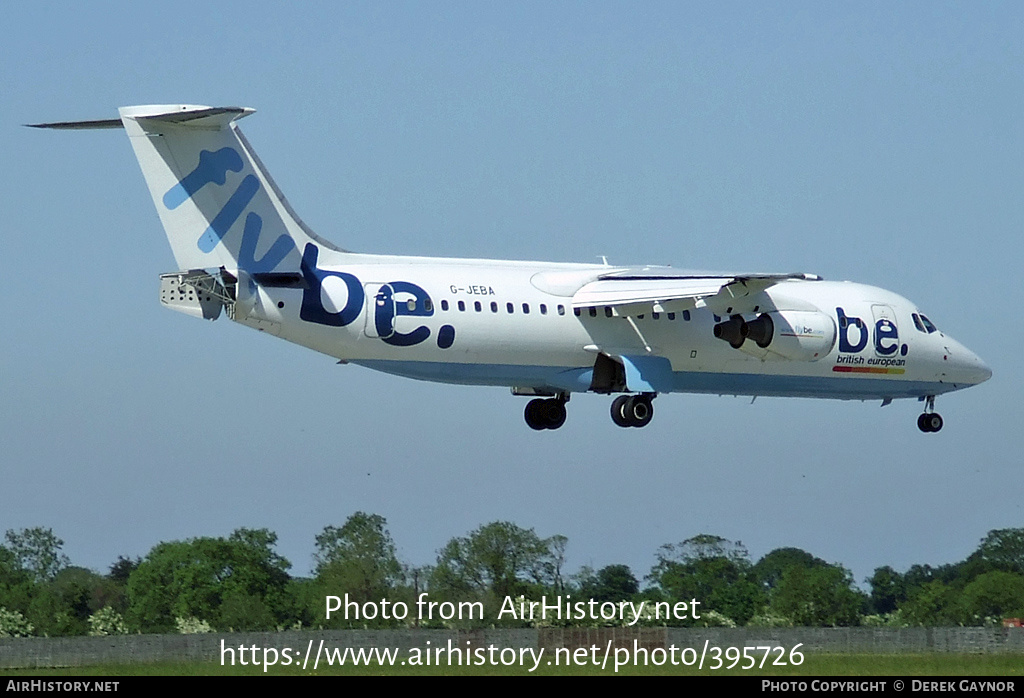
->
33, 105, 991, 432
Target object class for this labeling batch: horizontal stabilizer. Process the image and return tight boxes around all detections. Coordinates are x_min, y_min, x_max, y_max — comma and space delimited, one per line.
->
135, 106, 252, 124
26, 118, 123, 130
27, 106, 253, 131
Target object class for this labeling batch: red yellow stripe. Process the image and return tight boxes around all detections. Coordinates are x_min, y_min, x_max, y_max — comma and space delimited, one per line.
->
832, 365, 905, 375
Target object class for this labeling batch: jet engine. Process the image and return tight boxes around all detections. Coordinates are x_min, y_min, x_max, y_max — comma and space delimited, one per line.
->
714, 310, 836, 361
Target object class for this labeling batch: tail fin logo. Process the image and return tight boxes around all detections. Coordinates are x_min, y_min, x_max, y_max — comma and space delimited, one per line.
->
162, 147, 242, 209
162, 147, 296, 273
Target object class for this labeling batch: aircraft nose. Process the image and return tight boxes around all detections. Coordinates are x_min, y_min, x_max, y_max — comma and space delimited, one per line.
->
972, 355, 993, 385
947, 342, 992, 385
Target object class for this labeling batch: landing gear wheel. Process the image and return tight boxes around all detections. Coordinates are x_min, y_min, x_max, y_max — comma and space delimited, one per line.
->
611, 395, 632, 427
610, 394, 655, 428
525, 398, 567, 431
525, 399, 547, 431
918, 412, 943, 433
625, 395, 654, 428
543, 399, 567, 430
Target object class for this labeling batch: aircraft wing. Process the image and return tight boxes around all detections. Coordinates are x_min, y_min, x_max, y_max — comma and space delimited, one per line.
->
571, 269, 821, 315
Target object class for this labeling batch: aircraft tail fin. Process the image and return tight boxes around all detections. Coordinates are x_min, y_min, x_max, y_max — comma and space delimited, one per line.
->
33, 104, 342, 273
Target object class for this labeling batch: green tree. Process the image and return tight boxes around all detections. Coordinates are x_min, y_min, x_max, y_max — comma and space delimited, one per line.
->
867, 565, 906, 615
770, 564, 864, 626
649, 534, 765, 625
900, 579, 960, 626
38, 567, 109, 636
430, 521, 559, 609
311, 511, 403, 585
3, 528, 70, 583
313, 513, 403, 599
126, 528, 292, 632
753, 548, 829, 591
578, 564, 640, 602
958, 571, 1024, 625
0, 547, 34, 618
547, 535, 569, 593
973, 529, 1024, 575
309, 513, 406, 628
108, 556, 140, 585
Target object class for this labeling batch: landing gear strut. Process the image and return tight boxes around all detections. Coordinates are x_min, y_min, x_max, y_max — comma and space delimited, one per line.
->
918, 395, 943, 433
611, 393, 655, 428
524, 396, 568, 431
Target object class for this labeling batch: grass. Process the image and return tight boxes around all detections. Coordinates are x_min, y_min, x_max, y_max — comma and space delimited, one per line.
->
2, 653, 1022, 676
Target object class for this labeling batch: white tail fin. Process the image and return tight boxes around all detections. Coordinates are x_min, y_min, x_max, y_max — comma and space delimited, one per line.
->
114, 104, 340, 273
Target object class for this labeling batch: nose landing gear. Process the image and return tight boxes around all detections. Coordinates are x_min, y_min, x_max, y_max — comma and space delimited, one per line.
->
611, 393, 655, 428
918, 396, 943, 433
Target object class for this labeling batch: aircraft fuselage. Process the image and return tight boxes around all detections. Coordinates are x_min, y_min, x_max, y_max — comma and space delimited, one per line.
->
36, 104, 991, 432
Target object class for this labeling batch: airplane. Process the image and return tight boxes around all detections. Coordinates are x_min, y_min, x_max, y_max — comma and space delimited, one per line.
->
31, 104, 991, 433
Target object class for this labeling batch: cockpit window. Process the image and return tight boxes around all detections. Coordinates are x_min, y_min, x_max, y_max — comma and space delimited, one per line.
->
914, 312, 938, 333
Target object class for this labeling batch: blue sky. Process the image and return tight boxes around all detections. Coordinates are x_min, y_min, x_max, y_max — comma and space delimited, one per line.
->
1, 2, 1020, 589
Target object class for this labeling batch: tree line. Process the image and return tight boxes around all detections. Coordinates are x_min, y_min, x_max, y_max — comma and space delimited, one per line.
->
0, 518, 1021, 636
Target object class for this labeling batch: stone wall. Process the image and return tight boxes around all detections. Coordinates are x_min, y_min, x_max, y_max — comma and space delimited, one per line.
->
1, 627, 1021, 669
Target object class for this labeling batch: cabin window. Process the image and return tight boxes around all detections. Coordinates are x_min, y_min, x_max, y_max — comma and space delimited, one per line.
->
424, 299, 433, 312
667, 312, 676, 320
474, 301, 482, 312
588, 307, 597, 318
522, 303, 530, 314
683, 310, 690, 321
652, 312, 660, 320
491, 301, 498, 313
574, 308, 581, 317
407, 299, 416, 312
540, 304, 548, 315
441, 300, 449, 311
507, 302, 514, 314
458, 300, 466, 312
557, 305, 565, 316
604, 306, 613, 318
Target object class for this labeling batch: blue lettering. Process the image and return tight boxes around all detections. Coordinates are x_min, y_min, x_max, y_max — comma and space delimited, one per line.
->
380, 281, 432, 347
298, 244, 439, 346
299, 244, 364, 327
197, 174, 259, 253
874, 319, 899, 356
836, 307, 868, 353
373, 285, 395, 338
238, 212, 296, 273
162, 147, 244, 210
437, 324, 455, 349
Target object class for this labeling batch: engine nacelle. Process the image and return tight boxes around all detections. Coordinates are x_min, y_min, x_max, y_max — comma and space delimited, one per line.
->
714, 310, 836, 362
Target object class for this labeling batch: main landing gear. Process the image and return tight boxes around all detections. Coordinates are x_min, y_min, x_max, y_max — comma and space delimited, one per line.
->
521, 393, 657, 430
611, 393, 655, 428
524, 395, 569, 431
917, 395, 943, 433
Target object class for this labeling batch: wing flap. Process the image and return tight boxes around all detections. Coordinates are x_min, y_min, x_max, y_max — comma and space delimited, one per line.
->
572, 271, 819, 313
572, 277, 727, 307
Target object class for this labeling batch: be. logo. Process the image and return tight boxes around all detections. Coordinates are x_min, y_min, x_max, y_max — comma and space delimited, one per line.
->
300, 244, 455, 349
836, 307, 906, 357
